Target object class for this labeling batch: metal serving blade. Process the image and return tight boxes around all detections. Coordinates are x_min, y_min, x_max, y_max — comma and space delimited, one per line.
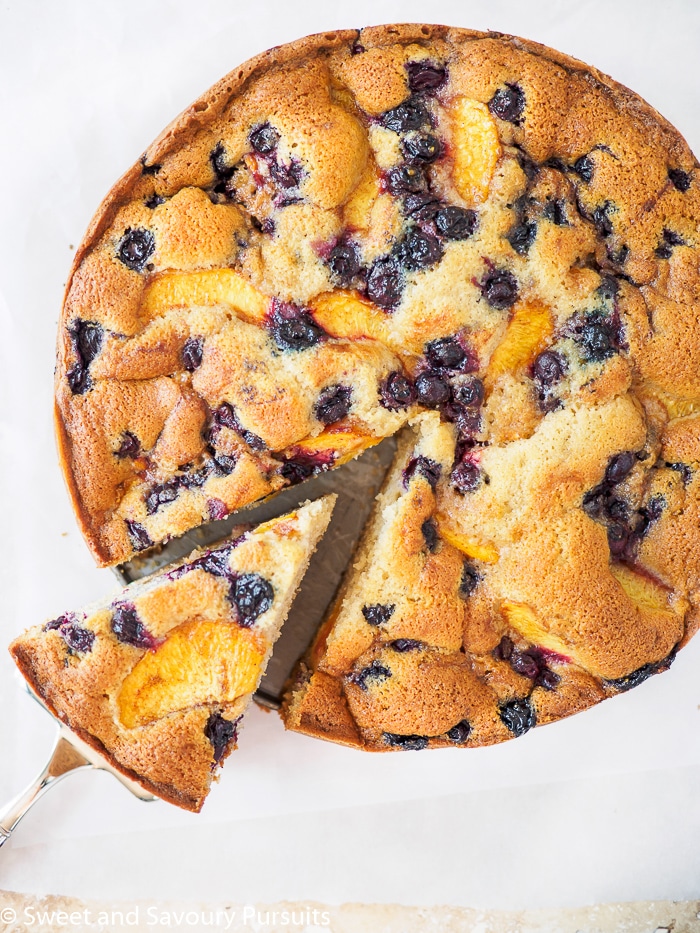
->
0, 686, 155, 849
113, 438, 397, 707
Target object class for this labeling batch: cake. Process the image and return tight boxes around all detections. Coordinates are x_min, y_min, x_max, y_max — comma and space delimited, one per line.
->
9, 497, 335, 810
55, 25, 700, 749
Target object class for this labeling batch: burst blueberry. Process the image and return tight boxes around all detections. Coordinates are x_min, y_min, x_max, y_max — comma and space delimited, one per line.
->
435, 206, 477, 240
381, 99, 429, 133
402, 133, 442, 164
488, 84, 525, 124
421, 518, 440, 553
480, 269, 519, 310
205, 712, 238, 763
383, 732, 428, 750
362, 604, 395, 626
506, 221, 537, 256
406, 60, 447, 92
118, 228, 155, 272
367, 255, 404, 309
459, 560, 481, 597
182, 337, 204, 371
111, 603, 158, 649
314, 384, 352, 425
499, 698, 536, 736
380, 371, 415, 410
446, 720, 471, 744
229, 573, 274, 625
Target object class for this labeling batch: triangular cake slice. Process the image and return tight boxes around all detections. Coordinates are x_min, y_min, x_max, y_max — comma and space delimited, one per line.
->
10, 496, 335, 811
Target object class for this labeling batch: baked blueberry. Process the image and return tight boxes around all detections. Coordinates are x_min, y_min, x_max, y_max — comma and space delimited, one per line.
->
362, 604, 395, 626
435, 206, 477, 240
146, 480, 179, 515
383, 732, 428, 750
117, 228, 155, 272
403, 456, 442, 490
61, 622, 96, 654
488, 84, 525, 124
415, 370, 450, 406
116, 431, 141, 459
604, 646, 677, 693
421, 517, 440, 553
182, 337, 204, 372
543, 199, 568, 225
270, 159, 304, 189
506, 220, 537, 256
125, 521, 152, 552
605, 450, 635, 484
381, 99, 429, 133
352, 660, 392, 690
390, 638, 422, 652
425, 336, 466, 371
668, 168, 691, 192
205, 712, 238, 762
385, 164, 426, 195
480, 269, 519, 309
367, 255, 404, 309
229, 573, 274, 625
328, 243, 361, 285
453, 377, 484, 407
572, 155, 594, 183
403, 192, 441, 222
111, 603, 158, 649
446, 720, 471, 744
213, 454, 237, 475
532, 350, 566, 389
592, 202, 614, 237
402, 133, 442, 163
499, 698, 536, 736
451, 460, 481, 494
459, 560, 481, 597
493, 636, 514, 661
249, 123, 280, 154
314, 384, 352, 425
270, 302, 326, 350
380, 371, 416, 409
406, 60, 447, 92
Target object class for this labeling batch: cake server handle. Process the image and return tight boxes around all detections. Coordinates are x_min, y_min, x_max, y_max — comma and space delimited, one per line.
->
0, 729, 93, 848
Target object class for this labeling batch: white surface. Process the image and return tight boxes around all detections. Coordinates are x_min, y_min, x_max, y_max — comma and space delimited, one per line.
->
1, 0, 700, 907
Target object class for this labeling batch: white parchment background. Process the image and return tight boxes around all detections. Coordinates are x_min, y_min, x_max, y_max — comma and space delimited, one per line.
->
1, 0, 699, 909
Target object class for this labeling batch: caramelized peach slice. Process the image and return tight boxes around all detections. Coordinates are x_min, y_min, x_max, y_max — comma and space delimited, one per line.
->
653, 389, 700, 421
288, 429, 382, 467
343, 163, 381, 231
117, 620, 265, 729
500, 601, 572, 659
310, 290, 392, 346
609, 564, 682, 617
450, 98, 501, 204
142, 270, 269, 324
486, 301, 554, 385
436, 519, 499, 564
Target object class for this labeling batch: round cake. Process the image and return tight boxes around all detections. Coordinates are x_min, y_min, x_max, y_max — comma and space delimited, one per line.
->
57, 24, 700, 750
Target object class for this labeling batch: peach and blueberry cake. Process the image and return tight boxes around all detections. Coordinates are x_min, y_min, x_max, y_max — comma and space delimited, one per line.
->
53, 24, 700, 752
10, 497, 335, 810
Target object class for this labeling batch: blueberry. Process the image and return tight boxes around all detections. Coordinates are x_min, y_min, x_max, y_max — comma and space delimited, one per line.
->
188, 546, 235, 578
380, 371, 415, 410
213, 454, 237, 475
459, 560, 481, 597
543, 199, 568, 225
125, 520, 152, 552
597, 275, 619, 301
146, 480, 179, 515
536, 668, 561, 690
204, 712, 238, 763
280, 459, 319, 485
668, 168, 691, 192
415, 370, 450, 407
592, 202, 614, 238
249, 123, 280, 154
493, 636, 514, 661
270, 159, 304, 190
499, 698, 536, 736
145, 194, 165, 209
390, 638, 422, 652
506, 220, 537, 256
403, 456, 442, 490
383, 732, 428, 750
453, 377, 484, 407
510, 649, 540, 679
67, 320, 104, 395
403, 192, 442, 222
421, 518, 440, 553
182, 337, 204, 371
351, 42, 366, 55
385, 164, 426, 195
140, 156, 161, 176
604, 646, 677, 693
532, 350, 566, 389
314, 384, 352, 425
328, 243, 361, 285
116, 431, 141, 459
381, 99, 429, 133
572, 155, 594, 183
607, 498, 629, 522
488, 84, 525, 124
352, 661, 392, 691
208, 498, 229, 521
480, 269, 519, 310
118, 228, 155, 272
111, 603, 158, 649
451, 460, 481, 494
667, 462, 693, 485
446, 720, 471, 744
406, 60, 447, 92
362, 604, 395, 626
397, 229, 443, 271
607, 523, 630, 558
605, 451, 635, 485
425, 336, 466, 371
575, 314, 622, 362
402, 133, 442, 164
61, 623, 96, 654
655, 228, 685, 260
367, 255, 404, 309
435, 206, 478, 240
44, 614, 74, 632
229, 573, 274, 625
270, 303, 326, 350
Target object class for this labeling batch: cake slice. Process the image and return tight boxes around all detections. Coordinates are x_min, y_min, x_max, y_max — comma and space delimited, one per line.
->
10, 496, 335, 811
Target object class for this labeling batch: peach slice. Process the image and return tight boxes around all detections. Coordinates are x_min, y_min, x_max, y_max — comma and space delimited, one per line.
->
117, 620, 265, 729
609, 564, 680, 617
486, 301, 554, 385
310, 290, 392, 347
141, 269, 269, 324
450, 98, 501, 205
343, 163, 381, 231
436, 519, 499, 564
500, 601, 572, 659
287, 429, 382, 468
